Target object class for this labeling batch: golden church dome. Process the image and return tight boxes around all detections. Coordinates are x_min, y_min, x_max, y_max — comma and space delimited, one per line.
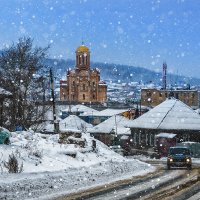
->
76, 44, 89, 53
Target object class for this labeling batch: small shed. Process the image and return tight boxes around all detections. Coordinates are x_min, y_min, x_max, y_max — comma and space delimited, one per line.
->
89, 115, 131, 146
155, 133, 177, 157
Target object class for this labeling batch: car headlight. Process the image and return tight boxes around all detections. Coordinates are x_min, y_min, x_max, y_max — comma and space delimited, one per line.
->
186, 158, 191, 163
168, 158, 173, 162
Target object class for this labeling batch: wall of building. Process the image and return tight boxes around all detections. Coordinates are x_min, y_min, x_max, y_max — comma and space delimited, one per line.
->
141, 89, 199, 108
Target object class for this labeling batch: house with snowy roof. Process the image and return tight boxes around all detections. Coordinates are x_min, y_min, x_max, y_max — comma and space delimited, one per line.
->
125, 98, 200, 148
80, 108, 133, 125
39, 115, 93, 133
59, 115, 93, 132
88, 115, 131, 146
60, 104, 98, 119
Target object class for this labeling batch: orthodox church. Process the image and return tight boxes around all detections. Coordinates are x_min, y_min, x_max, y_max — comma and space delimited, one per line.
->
60, 44, 107, 103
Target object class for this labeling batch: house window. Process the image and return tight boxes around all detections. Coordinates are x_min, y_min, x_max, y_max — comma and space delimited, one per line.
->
83, 94, 85, 100
83, 84, 85, 90
176, 93, 179, 99
82, 55, 84, 65
192, 93, 195, 98
93, 94, 95, 99
147, 92, 151, 97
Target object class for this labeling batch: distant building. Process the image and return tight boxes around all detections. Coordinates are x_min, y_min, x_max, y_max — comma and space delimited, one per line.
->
141, 88, 198, 109
60, 44, 107, 103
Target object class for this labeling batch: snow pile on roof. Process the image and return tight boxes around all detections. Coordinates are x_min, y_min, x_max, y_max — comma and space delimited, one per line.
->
59, 115, 93, 131
0, 130, 154, 199
126, 98, 200, 130
155, 133, 177, 138
89, 115, 131, 135
62, 104, 97, 114
98, 80, 106, 85
90, 108, 129, 117
41, 115, 93, 132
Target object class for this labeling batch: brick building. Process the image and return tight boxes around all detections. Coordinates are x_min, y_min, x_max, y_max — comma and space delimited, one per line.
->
141, 88, 199, 109
60, 44, 107, 103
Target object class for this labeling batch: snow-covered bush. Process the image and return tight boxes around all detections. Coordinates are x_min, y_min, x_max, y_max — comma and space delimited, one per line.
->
4, 153, 23, 173
29, 148, 43, 159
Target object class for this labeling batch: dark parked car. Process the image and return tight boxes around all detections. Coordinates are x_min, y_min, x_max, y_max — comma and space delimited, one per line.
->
167, 147, 192, 170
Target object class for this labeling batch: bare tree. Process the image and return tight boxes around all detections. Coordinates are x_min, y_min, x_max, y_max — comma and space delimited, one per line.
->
0, 37, 50, 130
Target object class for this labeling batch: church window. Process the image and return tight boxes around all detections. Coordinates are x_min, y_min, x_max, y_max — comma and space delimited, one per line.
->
82, 55, 84, 65
192, 93, 195, 98
83, 94, 85, 100
76, 56, 78, 64
79, 55, 81, 65
147, 92, 151, 97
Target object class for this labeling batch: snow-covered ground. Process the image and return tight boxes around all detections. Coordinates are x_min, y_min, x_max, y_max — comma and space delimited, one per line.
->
0, 131, 154, 200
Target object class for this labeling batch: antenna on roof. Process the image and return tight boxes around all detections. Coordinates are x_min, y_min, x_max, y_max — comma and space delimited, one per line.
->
162, 62, 167, 89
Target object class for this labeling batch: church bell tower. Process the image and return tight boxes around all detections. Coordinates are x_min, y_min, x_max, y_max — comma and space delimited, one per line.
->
76, 43, 90, 70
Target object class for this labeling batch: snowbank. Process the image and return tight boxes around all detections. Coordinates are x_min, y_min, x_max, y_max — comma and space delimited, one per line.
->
0, 131, 154, 199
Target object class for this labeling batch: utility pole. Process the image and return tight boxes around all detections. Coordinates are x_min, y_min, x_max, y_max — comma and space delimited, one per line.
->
50, 68, 58, 133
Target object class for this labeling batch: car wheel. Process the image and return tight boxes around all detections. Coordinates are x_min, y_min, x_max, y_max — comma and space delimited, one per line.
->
4, 138, 10, 145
